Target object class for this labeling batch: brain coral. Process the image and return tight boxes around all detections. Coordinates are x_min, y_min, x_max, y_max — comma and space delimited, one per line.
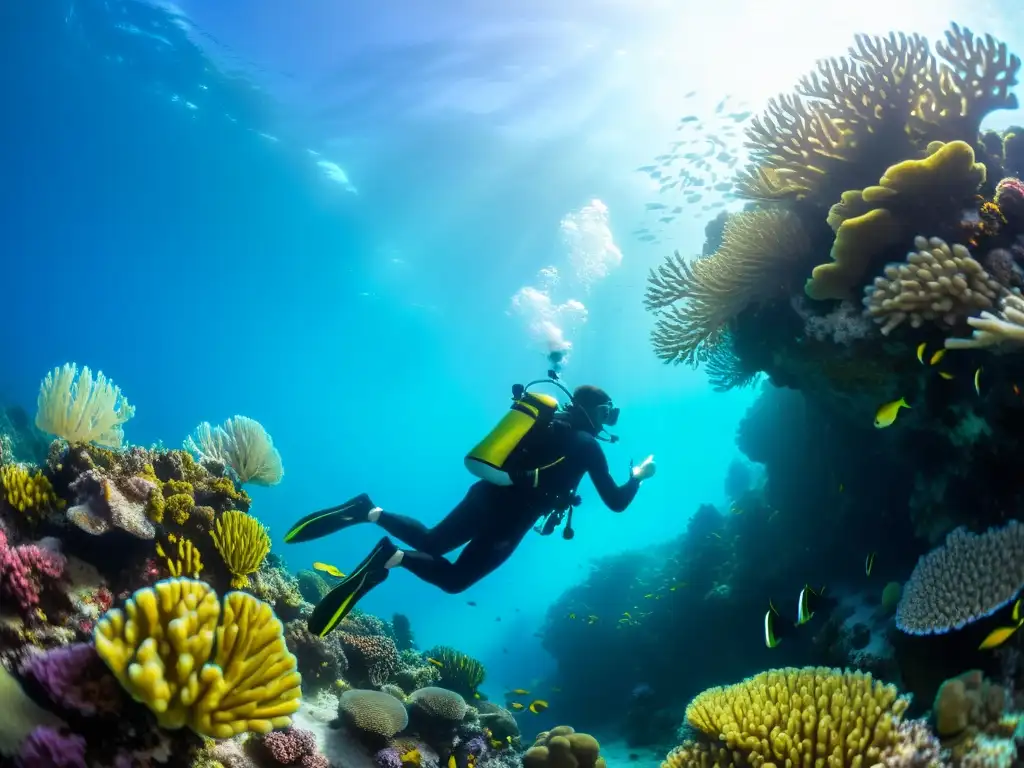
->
407, 686, 468, 723
663, 667, 908, 768
338, 689, 409, 741
524, 725, 605, 768
896, 521, 1024, 635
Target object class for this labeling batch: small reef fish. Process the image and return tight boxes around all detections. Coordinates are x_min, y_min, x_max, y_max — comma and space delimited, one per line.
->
312, 561, 345, 578
508, 689, 530, 696
764, 600, 794, 648
865, 552, 876, 577
427, 658, 444, 668
466, 601, 477, 606
1014, 384, 1021, 396
797, 585, 833, 625
529, 700, 549, 714
979, 599, 1024, 650
510, 702, 525, 711
939, 371, 955, 380
874, 397, 909, 428
586, 615, 599, 624
567, 612, 576, 620
929, 349, 946, 366
916, 342, 927, 363
975, 367, 983, 395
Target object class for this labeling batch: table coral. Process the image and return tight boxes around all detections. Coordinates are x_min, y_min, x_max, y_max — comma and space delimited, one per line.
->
896, 521, 1024, 635
645, 209, 812, 365
735, 25, 1019, 205
0, 528, 65, 618
93, 576, 301, 739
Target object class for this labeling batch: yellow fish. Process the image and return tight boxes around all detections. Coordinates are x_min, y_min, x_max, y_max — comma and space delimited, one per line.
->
473, 692, 482, 699
874, 397, 909, 428
644, 593, 655, 599
622, 611, 632, 619
510, 702, 525, 711
509, 688, 530, 696
929, 349, 946, 366
916, 342, 927, 364
939, 371, 955, 380
528, 699, 549, 714
448, 755, 457, 768
669, 582, 686, 591
979, 599, 1024, 650
312, 561, 346, 578
427, 658, 444, 668
974, 367, 983, 396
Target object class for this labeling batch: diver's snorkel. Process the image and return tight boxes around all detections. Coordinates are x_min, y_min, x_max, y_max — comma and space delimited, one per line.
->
519, 369, 620, 444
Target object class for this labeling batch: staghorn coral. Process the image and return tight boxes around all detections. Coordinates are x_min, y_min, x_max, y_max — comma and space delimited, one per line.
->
0, 528, 65, 618
185, 416, 284, 486
665, 667, 909, 768
945, 293, 1024, 349
0, 464, 61, 518
340, 631, 400, 688
807, 140, 987, 301
93, 576, 301, 739
34, 363, 136, 448
863, 236, 1006, 335
524, 726, 605, 768
896, 521, 1024, 635
426, 646, 485, 699
155, 535, 203, 579
210, 509, 271, 588
338, 688, 410, 743
645, 209, 811, 365
735, 25, 1020, 204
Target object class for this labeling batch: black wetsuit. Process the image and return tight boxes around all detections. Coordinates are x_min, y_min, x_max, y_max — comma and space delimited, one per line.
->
376, 417, 640, 593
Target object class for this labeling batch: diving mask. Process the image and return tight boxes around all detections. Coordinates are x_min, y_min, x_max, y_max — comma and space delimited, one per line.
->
596, 402, 620, 427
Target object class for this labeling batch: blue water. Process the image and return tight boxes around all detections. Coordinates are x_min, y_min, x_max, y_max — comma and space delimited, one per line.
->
3, 0, 1023, 704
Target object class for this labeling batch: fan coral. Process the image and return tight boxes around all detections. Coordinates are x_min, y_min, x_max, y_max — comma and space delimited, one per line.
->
426, 646, 485, 698
524, 726, 605, 768
0, 528, 66, 617
665, 667, 908, 768
0, 464, 60, 517
945, 293, 1024, 349
735, 25, 1020, 204
645, 209, 811, 365
807, 140, 987, 301
34, 363, 136, 448
340, 631, 399, 688
863, 236, 1005, 335
93, 576, 302, 738
210, 509, 271, 588
338, 689, 409, 742
896, 521, 1024, 635
407, 686, 468, 723
185, 415, 284, 486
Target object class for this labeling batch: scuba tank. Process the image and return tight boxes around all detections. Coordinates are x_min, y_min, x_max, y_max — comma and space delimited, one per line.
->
464, 372, 567, 487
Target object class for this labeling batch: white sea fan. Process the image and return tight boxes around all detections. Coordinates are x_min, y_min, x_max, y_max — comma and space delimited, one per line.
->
184, 415, 284, 486
35, 363, 136, 448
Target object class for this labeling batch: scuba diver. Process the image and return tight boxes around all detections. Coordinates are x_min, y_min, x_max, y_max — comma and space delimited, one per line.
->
284, 375, 657, 637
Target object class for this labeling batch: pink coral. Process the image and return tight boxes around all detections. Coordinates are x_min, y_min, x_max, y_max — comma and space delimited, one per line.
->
340, 631, 399, 687
995, 177, 1024, 227
0, 528, 65, 617
256, 727, 328, 767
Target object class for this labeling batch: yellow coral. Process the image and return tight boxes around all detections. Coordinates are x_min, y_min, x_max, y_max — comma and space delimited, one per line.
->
665, 667, 908, 768
0, 464, 62, 516
210, 510, 271, 589
93, 577, 301, 739
806, 140, 986, 300
166, 493, 195, 525
156, 536, 204, 578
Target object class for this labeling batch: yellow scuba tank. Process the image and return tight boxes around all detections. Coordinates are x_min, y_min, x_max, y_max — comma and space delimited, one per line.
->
465, 388, 560, 486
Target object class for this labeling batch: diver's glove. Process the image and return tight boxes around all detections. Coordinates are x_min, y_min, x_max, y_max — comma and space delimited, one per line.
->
630, 454, 657, 482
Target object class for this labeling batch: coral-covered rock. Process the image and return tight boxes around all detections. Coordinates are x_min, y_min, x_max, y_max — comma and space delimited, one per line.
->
340, 631, 399, 688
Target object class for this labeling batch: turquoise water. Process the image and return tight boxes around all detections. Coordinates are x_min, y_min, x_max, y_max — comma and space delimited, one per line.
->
4, 0, 1024, 708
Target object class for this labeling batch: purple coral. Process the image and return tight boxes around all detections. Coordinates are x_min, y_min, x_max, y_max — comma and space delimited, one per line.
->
257, 727, 329, 768
16, 726, 87, 768
995, 177, 1024, 226
19, 642, 121, 716
374, 747, 403, 768
897, 521, 1024, 634
0, 528, 65, 616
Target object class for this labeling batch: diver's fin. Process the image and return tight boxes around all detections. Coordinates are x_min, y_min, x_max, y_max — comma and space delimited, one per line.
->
307, 537, 397, 637
283, 493, 375, 543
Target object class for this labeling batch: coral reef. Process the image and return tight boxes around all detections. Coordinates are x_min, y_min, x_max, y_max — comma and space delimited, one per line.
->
523, 726, 605, 768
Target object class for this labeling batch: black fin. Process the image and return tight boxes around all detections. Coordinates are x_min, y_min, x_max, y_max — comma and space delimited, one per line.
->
307, 537, 396, 637
283, 493, 374, 543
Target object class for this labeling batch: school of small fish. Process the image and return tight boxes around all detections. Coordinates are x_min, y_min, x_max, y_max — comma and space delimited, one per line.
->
631, 92, 752, 246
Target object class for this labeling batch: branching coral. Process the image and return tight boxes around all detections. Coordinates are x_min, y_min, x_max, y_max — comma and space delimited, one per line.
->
93, 576, 301, 739
34, 363, 136, 448
210, 510, 271, 588
863, 236, 1006, 335
155, 535, 203, 579
735, 25, 1020, 204
645, 209, 811, 364
896, 521, 1024, 635
0, 464, 61, 517
0, 528, 66, 618
664, 667, 908, 768
806, 140, 987, 301
185, 416, 284, 486
945, 293, 1024, 349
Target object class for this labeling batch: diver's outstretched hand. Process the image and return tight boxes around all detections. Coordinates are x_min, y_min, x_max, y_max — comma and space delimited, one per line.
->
631, 454, 657, 481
